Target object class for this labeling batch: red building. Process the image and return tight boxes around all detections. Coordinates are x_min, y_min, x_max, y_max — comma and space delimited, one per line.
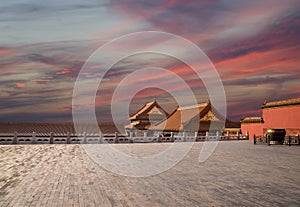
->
241, 98, 300, 140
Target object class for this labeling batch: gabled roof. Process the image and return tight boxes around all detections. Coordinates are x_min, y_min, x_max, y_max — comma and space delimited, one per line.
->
129, 100, 169, 120
150, 100, 232, 131
262, 98, 300, 109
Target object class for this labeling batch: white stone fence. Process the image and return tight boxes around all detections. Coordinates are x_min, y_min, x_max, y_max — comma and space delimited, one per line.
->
0, 131, 249, 145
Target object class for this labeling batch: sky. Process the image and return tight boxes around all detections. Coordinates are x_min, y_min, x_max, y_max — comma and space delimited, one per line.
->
0, 0, 300, 123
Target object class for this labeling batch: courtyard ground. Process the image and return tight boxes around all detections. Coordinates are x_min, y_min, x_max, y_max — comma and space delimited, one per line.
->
0, 141, 299, 207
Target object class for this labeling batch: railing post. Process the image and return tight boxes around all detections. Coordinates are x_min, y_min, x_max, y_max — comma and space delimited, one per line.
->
194, 131, 198, 141
32, 131, 36, 144
183, 131, 186, 142
83, 132, 87, 144
158, 132, 162, 142
171, 132, 174, 142
205, 131, 209, 141
226, 131, 230, 140
115, 132, 118, 143
67, 131, 70, 144
50, 132, 54, 144
216, 131, 219, 141
13, 131, 18, 144
129, 131, 133, 143
99, 132, 103, 144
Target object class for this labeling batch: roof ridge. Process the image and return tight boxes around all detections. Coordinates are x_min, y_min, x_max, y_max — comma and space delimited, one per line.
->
178, 102, 208, 110
129, 100, 168, 120
263, 97, 300, 108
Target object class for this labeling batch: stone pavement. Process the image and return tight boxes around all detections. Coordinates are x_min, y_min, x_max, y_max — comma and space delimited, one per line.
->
0, 141, 299, 207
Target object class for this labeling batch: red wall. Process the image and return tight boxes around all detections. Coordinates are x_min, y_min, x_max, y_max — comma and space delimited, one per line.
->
241, 123, 263, 140
263, 105, 300, 129
242, 105, 300, 139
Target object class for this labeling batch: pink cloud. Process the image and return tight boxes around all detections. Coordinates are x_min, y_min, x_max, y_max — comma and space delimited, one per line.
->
0, 47, 19, 58
215, 46, 300, 80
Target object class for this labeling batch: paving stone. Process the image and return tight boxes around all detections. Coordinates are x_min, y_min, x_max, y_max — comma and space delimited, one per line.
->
0, 142, 299, 206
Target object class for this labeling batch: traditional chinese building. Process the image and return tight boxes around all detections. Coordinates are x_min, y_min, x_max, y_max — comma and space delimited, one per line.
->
241, 98, 300, 140
149, 100, 239, 135
125, 100, 169, 131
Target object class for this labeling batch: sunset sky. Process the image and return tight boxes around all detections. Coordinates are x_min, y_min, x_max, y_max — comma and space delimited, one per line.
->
1, 0, 300, 123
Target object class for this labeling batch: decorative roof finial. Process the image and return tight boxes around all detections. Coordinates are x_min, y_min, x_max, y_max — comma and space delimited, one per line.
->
263, 100, 267, 105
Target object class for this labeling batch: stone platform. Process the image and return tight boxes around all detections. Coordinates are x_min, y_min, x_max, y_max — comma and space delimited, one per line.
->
0, 141, 299, 207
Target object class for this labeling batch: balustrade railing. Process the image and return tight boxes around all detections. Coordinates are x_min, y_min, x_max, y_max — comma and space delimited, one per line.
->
0, 131, 249, 145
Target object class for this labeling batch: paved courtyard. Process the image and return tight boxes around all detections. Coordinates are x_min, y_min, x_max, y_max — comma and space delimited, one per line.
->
0, 141, 299, 207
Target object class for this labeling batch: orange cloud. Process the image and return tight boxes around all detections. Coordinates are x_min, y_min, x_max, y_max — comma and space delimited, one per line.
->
31, 79, 51, 83
16, 83, 25, 88
56, 68, 70, 75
